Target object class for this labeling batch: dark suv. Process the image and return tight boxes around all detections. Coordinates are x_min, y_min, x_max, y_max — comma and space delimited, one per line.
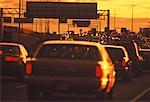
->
111, 40, 143, 76
104, 45, 132, 82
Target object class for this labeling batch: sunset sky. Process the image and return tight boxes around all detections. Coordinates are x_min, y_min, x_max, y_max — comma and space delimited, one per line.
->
0, 0, 150, 33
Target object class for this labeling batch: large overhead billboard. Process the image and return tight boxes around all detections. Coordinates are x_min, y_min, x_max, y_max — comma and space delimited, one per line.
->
26, 2, 97, 19
14, 18, 33, 23
73, 20, 91, 27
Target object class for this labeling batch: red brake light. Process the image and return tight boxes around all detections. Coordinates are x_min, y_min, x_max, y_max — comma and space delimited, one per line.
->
26, 63, 32, 75
122, 59, 126, 67
96, 64, 103, 77
0, 50, 3, 55
4, 56, 19, 62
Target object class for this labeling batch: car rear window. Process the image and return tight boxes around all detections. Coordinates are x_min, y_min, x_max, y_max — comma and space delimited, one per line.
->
106, 47, 125, 63
36, 44, 101, 61
114, 42, 137, 59
0, 45, 20, 55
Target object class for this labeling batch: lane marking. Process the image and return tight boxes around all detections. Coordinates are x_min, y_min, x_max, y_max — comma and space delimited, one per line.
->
130, 87, 150, 102
16, 84, 26, 89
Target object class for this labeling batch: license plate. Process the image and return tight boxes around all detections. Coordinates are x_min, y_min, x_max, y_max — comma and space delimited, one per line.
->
55, 81, 70, 90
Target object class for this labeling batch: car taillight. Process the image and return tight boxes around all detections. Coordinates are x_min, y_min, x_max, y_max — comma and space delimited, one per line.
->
4, 56, 19, 62
122, 59, 126, 67
0, 50, 3, 55
96, 64, 102, 77
26, 63, 32, 75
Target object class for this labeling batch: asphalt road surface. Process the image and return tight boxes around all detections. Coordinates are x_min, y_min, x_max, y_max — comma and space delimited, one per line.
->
1, 71, 150, 102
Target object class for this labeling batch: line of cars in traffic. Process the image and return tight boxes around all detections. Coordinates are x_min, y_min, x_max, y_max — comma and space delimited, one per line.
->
0, 38, 149, 101
104, 45, 132, 82
0, 42, 29, 82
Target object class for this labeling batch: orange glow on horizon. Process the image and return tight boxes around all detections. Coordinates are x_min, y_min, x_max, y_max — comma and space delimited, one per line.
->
0, 0, 149, 18
1, 0, 150, 33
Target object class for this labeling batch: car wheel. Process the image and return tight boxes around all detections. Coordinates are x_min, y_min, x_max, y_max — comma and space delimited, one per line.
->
18, 71, 25, 82
27, 85, 41, 101
134, 68, 142, 77
106, 90, 113, 100
96, 89, 113, 101
42, 91, 53, 100
122, 73, 131, 83
107, 88, 115, 101
96, 90, 106, 100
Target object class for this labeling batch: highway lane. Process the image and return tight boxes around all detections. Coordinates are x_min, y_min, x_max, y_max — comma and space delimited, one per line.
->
1, 72, 150, 102
113, 72, 150, 101
1, 82, 28, 101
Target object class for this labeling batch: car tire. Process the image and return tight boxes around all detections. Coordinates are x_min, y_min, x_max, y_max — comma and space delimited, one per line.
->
107, 85, 115, 100
122, 73, 131, 83
132, 62, 143, 77
126, 75, 131, 82
134, 68, 142, 77
18, 70, 25, 82
42, 91, 53, 100
96, 90, 106, 100
27, 85, 41, 101
96, 88, 113, 101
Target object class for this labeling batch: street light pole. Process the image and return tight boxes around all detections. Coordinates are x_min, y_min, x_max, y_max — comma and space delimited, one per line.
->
114, 9, 116, 30
131, 5, 136, 33
58, 0, 61, 34
18, 0, 21, 42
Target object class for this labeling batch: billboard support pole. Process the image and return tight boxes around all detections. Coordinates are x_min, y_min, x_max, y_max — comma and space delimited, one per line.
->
58, 18, 60, 34
0, 8, 4, 41
47, 20, 50, 34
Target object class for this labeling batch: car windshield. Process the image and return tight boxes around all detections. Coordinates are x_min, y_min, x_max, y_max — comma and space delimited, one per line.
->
0, 45, 20, 56
36, 44, 101, 61
105, 47, 125, 63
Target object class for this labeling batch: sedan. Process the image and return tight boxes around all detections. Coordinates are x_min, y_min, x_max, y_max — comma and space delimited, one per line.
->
25, 40, 116, 100
0, 42, 29, 82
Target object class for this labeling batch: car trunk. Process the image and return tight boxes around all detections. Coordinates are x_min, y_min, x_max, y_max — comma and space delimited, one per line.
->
31, 58, 98, 77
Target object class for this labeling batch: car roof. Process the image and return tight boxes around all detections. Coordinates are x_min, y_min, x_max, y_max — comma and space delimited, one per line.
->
0, 42, 28, 57
43, 40, 102, 47
104, 45, 126, 49
0, 42, 21, 47
140, 49, 150, 52
103, 44, 129, 61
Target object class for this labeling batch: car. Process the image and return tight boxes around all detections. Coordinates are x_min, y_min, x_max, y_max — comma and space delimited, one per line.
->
0, 42, 29, 82
139, 48, 150, 71
90, 36, 100, 43
111, 40, 143, 76
25, 40, 116, 100
104, 45, 132, 82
